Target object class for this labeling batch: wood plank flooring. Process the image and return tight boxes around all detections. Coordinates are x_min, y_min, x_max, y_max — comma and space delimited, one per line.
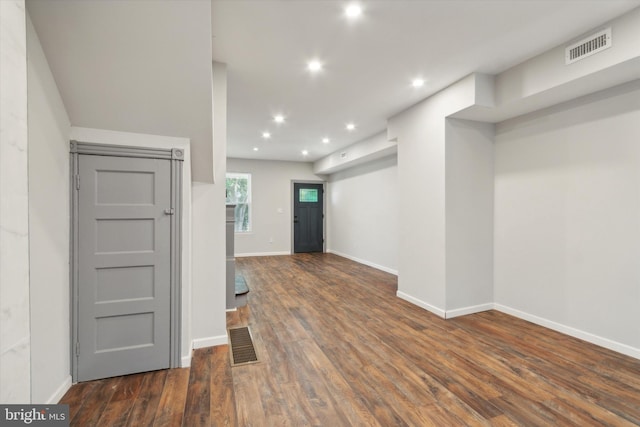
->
60, 253, 640, 426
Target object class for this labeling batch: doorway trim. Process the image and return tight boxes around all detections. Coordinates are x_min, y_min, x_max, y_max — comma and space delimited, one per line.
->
290, 180, 326, 254
69, 141, 184, 381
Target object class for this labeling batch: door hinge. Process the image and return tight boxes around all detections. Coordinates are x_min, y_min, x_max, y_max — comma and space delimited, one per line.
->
75, 174, 80, 190
75, 342, 79, 356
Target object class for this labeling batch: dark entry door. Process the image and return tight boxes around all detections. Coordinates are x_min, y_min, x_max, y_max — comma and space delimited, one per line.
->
77, 154, 171, 382
293, 183, 324, 253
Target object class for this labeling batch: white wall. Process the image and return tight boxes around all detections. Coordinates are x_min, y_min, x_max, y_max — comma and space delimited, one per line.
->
387, 75, 488, 315
189, 61, 227, 349
69, 127, 196, 364
494, 80, 640, 357
27, 12, 72, 403
445, 119, 494, 315
327, 155, 398, 275
388, 94, 447, 312
0, 0, 31, 404
227, 158, 325, 256
385, 74, 500, 318
190, 183, 226, 347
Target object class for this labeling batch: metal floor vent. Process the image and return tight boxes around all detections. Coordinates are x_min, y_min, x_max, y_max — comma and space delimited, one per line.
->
565, 28, 611, 64
229, 326, 259, 366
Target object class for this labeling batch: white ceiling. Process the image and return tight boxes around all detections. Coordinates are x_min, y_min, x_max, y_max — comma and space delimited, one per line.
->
213, 0, 640, 162
25, 0, 640, 169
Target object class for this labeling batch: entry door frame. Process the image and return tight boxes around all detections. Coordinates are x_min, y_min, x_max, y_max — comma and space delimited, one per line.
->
290, 180, 326, 254
70, 141, 184, 381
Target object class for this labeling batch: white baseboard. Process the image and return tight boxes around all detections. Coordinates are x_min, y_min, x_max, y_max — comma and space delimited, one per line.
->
225, 308, 237, 313
396, 291, 445, 318
181, 354, 191, 368
393, 294, 640, 360
328, 249, 398, 275
46, 375, 72, 404
445, 303, 493, 319
235, 251, 290, 258
494, 303, 640, 360
192, 334, 228, 350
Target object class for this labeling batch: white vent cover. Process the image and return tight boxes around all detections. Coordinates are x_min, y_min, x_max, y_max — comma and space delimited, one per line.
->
565, 28, 611, 65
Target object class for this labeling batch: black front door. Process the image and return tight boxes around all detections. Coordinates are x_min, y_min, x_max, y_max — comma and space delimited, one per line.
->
293, 183, 324, 253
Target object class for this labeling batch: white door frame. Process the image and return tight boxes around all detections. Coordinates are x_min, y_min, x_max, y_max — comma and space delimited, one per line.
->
69, 141, 184, 381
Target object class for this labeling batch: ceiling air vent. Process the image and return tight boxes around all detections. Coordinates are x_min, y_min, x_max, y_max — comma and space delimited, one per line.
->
565, 28, 611, 65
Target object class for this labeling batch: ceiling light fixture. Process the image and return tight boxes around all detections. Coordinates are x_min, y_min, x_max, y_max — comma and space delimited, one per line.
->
412, 78, 425, 88
253, 147, 259, 151
262, 131, 271, 139
346, 123, 356, 131
274, 115, 285, 124
302, 150, 309, 156
345, 4, 362, 19
307, 60, 323, 72
322, 137, 330, 144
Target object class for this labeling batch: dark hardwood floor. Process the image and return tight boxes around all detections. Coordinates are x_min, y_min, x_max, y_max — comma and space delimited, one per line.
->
60, 253, 640, 426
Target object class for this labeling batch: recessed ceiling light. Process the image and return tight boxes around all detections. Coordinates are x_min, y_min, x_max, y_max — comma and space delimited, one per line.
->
262, 131, 271, 139
345, 4, 362, 19
307, 60, 323, 72
346, 123, 356, 131
274, 115, 285, 123
253, 147, 259, 151
412, 78, 425, 88
302, 150, 309, 156
322, 137, 330, 144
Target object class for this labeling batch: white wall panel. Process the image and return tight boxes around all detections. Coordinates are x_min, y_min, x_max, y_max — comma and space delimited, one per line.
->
328, 156, 398, 275
495, 81, 640, 353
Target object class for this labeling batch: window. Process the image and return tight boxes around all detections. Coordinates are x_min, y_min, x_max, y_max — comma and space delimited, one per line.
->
299, 188, 318, 202
226, 173, 251, 232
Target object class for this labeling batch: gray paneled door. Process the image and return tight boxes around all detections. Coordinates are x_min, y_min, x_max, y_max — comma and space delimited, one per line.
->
77, 154, 171, 382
